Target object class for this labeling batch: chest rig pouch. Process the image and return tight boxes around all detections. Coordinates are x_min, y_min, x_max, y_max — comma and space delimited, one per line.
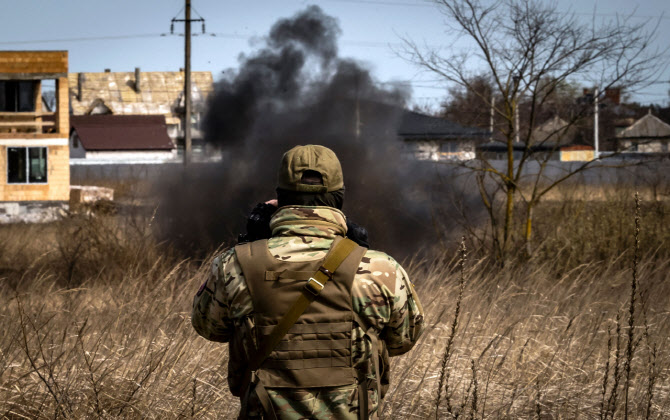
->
235, 237, 366, 389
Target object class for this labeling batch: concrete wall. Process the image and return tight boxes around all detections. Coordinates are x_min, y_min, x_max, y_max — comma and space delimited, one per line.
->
70, 150, 176, 163
621, 139, 669, 153
69, 132, 86, 158
406, 140, 476, 161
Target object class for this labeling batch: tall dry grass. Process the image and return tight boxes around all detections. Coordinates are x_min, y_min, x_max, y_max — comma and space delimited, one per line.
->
383, 193, 670, 419
0, 187, 669, 418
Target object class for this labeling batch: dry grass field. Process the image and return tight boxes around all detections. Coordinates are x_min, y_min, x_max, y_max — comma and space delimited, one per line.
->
1, 186, 669, 419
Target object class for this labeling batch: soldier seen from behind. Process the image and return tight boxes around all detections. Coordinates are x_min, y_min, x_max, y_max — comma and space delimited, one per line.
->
192, 145, 424, 419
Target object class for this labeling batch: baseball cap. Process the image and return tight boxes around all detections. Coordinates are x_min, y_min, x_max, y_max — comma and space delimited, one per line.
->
277, 145, 344, 193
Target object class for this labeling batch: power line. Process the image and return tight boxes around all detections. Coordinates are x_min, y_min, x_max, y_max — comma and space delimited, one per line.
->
324, 0, 433, 8
323, 0, 670, 20
0, 33, 164, 45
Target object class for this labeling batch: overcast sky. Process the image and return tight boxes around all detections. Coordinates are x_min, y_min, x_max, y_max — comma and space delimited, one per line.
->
1, 0, 668, 110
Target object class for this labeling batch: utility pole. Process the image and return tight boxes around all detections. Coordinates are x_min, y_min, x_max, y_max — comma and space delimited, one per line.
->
594, 87, 599, 159
354, 74, 361, 139
489, 94, 495, 142
512, 74, 521, 143
170, 0, 205, 166
184, 0, 192, 166
515, 104, 520, 143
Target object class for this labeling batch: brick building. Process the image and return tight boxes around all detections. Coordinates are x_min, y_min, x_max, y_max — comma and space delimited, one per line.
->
0, 51, 70, 219
68, 69, 213, 149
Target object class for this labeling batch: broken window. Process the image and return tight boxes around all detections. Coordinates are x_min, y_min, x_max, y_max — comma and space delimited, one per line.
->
41, 79, 57, 112
0, 81, 37, 112
7, 147, 47, 184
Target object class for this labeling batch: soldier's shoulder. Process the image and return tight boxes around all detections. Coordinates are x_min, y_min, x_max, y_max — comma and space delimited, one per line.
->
360, 248, 403, 272
213, 246, 236, 266
355, 248, 405, 292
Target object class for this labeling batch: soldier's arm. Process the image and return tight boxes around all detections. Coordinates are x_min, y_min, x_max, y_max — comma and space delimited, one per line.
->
191, 248, 253, 342
383, 263, 425, 356
351, 252, 425, 356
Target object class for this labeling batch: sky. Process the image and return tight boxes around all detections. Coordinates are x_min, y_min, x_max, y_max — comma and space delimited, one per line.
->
1, 0, 669, 111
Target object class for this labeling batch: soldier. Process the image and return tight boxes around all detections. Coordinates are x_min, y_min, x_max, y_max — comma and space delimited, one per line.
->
192, 145, 424, 419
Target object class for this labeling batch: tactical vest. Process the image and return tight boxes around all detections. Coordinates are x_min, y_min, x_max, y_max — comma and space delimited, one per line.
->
235, 237, 367, 389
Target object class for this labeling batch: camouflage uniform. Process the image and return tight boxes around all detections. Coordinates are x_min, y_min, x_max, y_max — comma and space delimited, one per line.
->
192, 206, 424, 419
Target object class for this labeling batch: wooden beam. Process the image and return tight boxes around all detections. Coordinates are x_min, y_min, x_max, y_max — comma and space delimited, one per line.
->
0, 112, 56, 117
0, 121, 55, 127
0, 51, 68, 74
0, 73, 67, 80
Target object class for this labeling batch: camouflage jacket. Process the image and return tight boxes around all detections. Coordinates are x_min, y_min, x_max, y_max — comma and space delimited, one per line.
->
192, 206, 425, 419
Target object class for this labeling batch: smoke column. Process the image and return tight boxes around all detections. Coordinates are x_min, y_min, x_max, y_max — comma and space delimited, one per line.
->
157, 6, 462, 259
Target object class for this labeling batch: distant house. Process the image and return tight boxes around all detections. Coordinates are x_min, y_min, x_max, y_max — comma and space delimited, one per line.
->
477, 116, 594, 161
530, 116, 594, 161
68, 69, 213, 148
70, 115, 175, 163
616, 111, 670, 154
0, 51, 70, 219
398, 110, 490, 161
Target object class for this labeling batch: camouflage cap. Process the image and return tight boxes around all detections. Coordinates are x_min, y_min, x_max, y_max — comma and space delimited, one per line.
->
278, 145, 344, 193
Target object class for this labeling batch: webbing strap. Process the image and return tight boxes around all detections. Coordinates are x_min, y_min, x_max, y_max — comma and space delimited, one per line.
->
353, 312, 382, 420
358, 370, 369, 420
252, 374, 278, 420
264, 270, 314, 281
248, 237, 359, 371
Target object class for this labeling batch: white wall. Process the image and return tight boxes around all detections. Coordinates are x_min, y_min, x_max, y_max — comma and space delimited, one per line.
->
71, 150, 176, 164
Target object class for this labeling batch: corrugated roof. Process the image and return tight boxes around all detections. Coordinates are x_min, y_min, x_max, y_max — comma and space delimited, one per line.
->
617, 111, 670, 139
68, 71, 213, 118
398, 110, 490, 139
71, 115, 174, 151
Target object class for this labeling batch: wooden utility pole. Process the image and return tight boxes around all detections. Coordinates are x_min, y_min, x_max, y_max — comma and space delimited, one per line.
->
184, 0, 192, 166
489, 94, 495, 141
594, 87, 599, 159
170, 1, 205, 165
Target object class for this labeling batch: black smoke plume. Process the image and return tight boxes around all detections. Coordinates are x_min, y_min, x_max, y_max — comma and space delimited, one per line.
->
157, 6, 458, 259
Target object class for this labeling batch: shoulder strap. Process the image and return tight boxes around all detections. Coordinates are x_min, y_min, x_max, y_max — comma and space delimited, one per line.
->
248, 237, 359, 371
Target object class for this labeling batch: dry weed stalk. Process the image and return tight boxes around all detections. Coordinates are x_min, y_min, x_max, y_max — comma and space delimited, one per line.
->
623, 192, 641, 419
469, 359, 478, 420
435, 236, 467, 419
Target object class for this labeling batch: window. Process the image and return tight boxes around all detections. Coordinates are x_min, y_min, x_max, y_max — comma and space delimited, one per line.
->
7, 147, 47, 184
441, 142, 459, 153
0, 81, 36, 112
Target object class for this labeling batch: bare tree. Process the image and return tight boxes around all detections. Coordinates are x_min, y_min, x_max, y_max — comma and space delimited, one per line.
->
404, 0, 666, 261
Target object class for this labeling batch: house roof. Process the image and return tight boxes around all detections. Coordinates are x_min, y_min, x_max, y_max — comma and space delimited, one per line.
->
398, 110, 490, 139
617, 111, 670, 139
530, 115, 577, 146
71, 115, 174, 151
68, 71, 214, 122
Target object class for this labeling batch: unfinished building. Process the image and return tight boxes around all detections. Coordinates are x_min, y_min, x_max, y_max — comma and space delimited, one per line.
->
0, 51, 70, 221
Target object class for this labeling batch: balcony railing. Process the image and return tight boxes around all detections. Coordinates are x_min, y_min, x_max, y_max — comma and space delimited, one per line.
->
0, 112, 56, 134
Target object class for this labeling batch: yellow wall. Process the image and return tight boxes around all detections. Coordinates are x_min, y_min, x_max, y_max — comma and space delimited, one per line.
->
560, 150, 595, 162
56, 77, 69, 136
0, 144, 70, 201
